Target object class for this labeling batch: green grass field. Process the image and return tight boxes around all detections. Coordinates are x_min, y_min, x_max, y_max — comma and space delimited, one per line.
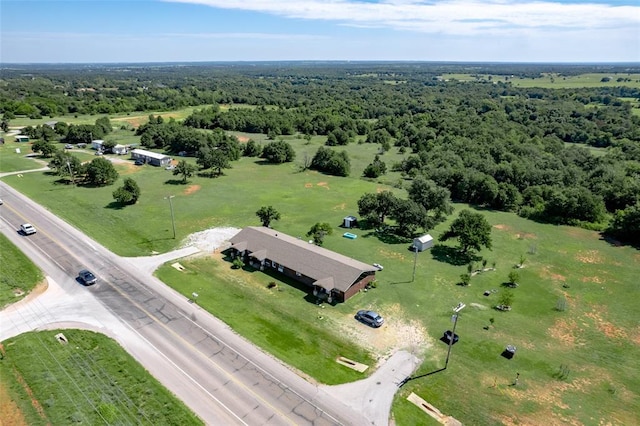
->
2, 119, 639, 424
0, 233, 43, 308
441, 72, 640, 89
0, 330, 202, 425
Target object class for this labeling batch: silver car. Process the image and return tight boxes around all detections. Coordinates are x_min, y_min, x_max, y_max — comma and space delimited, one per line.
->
355, 310, 384, 328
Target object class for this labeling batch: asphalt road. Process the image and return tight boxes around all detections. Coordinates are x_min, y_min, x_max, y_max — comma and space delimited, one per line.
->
0, 179, 419, 425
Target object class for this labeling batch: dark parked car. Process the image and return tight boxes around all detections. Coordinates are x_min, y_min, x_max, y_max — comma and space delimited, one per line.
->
78, 269, 97, 285
443, 330, 460, 344
355, 310, 384, 328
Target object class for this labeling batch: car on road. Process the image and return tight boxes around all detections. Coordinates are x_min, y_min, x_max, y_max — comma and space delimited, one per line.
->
355, 310, 384, 328
64, 144, 73, 149
78, 269, 97, 285
20, 223, 36, 235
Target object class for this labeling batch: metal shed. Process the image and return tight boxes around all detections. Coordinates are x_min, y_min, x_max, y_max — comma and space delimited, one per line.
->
413, 234, 434, 252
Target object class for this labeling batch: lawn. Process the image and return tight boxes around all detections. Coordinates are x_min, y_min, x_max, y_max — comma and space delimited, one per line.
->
440, 73, 640, 89
2, 120, 639, 424
0, 330, 202, 425
1, 134, 404, 256
0, 233, 43, 308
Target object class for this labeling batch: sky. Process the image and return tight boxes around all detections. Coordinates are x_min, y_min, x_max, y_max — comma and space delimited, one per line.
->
1, 0, 639, 63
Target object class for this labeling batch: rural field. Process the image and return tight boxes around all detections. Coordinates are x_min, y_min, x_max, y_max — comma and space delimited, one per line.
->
440, 72, 640, 89
1, 117, 638, 425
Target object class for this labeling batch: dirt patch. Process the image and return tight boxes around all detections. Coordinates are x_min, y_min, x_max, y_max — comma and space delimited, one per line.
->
584, 309, 628, 340
304, 183, 313, 188
547, 318, 584, 346
340, 303, 430, 363
575, 250, 604, 264
0, 382, 28, 426
540, 266, 567, 282
493, 224, 513, 231
13, 367, 48, 422
317, 182, 330, 190
183, 185, 201, 195
580, 275, 604, 284
237, 136, 250, 143
332, 203, 347, 211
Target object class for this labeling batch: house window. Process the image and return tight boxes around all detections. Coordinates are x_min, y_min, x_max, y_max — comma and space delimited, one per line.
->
295, 271, 301, 277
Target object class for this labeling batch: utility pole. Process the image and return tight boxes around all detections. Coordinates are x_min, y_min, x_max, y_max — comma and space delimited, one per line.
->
164, 195, 176, 239
66, 161, 75, 186
445, 302, 465, 368
411, 246, 418, 282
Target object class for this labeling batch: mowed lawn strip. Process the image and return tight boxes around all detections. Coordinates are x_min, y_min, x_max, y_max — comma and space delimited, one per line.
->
0, 233, 43, 308
0, 330, 202, 425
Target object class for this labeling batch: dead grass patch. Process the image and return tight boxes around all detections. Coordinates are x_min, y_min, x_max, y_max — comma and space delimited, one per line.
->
584, 309, 628, 340
581, 275, 604, 284
340, 303, 430, 363
317, 182, 330, 189
575, 250, 604, 264
377, 248, 408, 262
0, 382, 28, 426
540, 266, 567, 282
493, 224, 513, 231
236, 136, 250, 143
183, 184, 201, 195
547, 318, 584, 346
332, 203, 346, 211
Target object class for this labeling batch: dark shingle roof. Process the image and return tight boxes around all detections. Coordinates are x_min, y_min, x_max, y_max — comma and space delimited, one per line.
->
229, 226, 376, 292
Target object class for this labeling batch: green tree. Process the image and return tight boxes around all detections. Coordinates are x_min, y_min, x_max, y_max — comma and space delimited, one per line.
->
256, 206, 281, 228
48, 151, 82, 183
390, 199, 428, 237
408, 177, 453, 229
243, 139, 262, 157
357, 191, 399, 226
261, 140, 295, 164
85, 157, 118, 186
608, 202, 640, 245
173, 159, 197, 184
306, 222, 333, 246
31, 139, 57, 157
197, 147, 231, 176
440, 209, 492, 254
112, 177, 141, 205
507, 270, 520, 287
363, 155, 387, 178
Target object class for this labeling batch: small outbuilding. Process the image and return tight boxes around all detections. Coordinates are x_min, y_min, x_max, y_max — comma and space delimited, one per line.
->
15, 135, 30, 143
112, 144, 128, 155
342, 215, 358, 228
91, 139, 104, 151
130, 148, 171, 167
413, 234, 434, 252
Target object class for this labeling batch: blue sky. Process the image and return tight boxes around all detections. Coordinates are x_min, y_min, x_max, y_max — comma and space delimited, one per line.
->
1, 0, 638, 63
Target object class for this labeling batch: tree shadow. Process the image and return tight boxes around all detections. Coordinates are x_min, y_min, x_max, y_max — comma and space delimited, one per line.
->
105, 201, 125, 210
431, 244, 481, 266
599, 232, 640, 250
164, 179, 187, 185
196, 170, 223, 178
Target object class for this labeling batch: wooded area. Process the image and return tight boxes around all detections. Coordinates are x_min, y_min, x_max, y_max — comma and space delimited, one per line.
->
2, 62, 639, 244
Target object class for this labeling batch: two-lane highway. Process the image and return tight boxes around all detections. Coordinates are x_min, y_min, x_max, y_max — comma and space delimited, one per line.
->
0, 181, 369, 425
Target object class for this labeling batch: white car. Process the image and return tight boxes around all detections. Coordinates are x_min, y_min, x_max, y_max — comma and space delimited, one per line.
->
20, 223, 37, 235
373, 263, 384, 270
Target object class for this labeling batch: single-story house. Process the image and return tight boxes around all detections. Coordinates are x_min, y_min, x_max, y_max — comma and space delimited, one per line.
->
413, 234, 434, 252
113, 144, 128, 155
130, 148, 171, 167
91, 139, 104, 151
228, 226, 377, 303
15, 135, 30, 143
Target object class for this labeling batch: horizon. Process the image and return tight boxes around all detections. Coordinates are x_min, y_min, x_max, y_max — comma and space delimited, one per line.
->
1, 0, 638, 64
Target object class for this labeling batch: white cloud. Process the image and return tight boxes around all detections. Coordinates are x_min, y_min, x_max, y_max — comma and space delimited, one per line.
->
165, 0, 640, 36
